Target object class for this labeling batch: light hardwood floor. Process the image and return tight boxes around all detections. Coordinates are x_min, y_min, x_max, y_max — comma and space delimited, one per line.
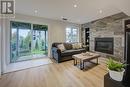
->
0, 57, 108, 87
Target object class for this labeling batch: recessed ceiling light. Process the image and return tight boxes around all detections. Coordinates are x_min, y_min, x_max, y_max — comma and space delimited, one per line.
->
74, 4, 77, 8
34, 10, 38, 13
99, 10, 103, 13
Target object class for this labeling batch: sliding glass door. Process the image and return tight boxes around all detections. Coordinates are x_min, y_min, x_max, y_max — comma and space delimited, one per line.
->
10, 21, 48, 63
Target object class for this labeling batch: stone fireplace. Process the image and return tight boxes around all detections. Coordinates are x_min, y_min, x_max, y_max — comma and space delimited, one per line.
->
81, 13, 129, 61
95, 38, 114, 54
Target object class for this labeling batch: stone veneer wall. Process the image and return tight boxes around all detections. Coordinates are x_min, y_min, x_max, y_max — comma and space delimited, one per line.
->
81, 12, 129, 61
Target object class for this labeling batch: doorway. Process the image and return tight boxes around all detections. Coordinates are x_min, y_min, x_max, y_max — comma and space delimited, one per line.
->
10, 21, 48, 63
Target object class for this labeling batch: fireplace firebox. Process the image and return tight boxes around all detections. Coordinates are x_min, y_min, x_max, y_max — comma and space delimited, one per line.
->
95, 38, 114, 54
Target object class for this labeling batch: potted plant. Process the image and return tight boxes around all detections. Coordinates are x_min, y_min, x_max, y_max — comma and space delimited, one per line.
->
107, 58, 126, 81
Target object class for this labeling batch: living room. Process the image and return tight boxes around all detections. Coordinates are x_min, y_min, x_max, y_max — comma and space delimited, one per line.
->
0, 0, 130, 87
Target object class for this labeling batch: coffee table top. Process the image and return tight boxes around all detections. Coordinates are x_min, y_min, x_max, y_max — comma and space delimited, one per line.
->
72, 52, 100, 61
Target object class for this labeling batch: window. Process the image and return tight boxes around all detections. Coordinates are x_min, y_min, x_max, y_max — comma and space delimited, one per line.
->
66, 27, 79, 42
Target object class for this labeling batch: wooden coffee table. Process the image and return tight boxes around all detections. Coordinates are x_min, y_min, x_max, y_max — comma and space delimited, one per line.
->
72, 52, 100, 70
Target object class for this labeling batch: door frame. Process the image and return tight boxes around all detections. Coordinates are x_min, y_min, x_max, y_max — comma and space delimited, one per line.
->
10, 21, 48, 63
0, 19, 2, 77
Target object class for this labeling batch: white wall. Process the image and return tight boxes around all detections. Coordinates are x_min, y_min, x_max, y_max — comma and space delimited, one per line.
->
1, 13, 81, 73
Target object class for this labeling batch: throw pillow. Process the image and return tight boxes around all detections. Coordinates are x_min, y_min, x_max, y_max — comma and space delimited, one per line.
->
57, 44, 66, 52
72, 43, 82, 49
77, 43, 82, 49
72, 43, 77, 49
63, 43, 72, 50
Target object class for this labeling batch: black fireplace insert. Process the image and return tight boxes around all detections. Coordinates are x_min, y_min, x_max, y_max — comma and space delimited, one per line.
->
95, 38, 114, 54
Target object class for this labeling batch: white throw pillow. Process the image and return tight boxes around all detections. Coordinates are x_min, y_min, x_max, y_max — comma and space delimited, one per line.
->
72, 43, 82, 49
57, 44, 66, 52
77, 43, 82, 49
72, 43, 77, 49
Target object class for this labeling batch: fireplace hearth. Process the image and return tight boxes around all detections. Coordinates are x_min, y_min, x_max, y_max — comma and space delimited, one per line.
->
95, 38, 114, 54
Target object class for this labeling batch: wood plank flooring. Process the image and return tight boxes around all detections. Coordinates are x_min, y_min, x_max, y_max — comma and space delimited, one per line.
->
0, 57, 108, 87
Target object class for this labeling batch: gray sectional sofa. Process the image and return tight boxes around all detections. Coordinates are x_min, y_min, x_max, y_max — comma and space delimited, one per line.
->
51, 43, 86, 63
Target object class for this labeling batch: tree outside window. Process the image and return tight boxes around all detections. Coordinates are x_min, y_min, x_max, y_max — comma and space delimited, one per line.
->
66, 27, 79, 43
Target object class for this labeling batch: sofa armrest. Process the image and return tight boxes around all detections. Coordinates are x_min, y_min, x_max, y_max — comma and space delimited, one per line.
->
52, 47, 61, 54
51, 47, 62, 63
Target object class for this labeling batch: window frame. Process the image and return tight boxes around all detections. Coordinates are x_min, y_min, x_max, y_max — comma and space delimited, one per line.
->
65, 27, 79, 43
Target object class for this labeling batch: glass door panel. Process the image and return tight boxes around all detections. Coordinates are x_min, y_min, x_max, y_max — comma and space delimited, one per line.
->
32, 30, 48, 58
17, 29, 31, 61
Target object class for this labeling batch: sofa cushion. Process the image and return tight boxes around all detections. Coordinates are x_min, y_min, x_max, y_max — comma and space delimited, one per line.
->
63, 43, 72, 50
78, 48, 86, 52
61, 50, 79, 57
61, 49, 86, 57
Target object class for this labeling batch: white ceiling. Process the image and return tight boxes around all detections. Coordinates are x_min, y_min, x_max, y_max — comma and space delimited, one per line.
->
15, 0, 130, 24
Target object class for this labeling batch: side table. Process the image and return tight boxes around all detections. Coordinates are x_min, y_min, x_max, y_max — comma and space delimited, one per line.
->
104, 73, 125, 87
